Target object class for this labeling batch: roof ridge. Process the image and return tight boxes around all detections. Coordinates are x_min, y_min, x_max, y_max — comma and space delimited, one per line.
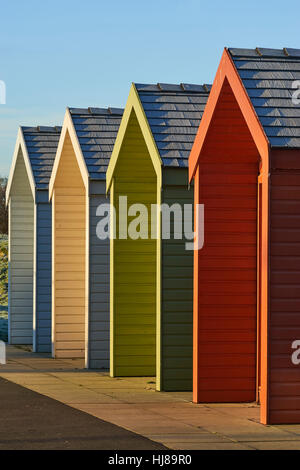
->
69, 106, 123, 116
22, 125, 61, 133
135, 82, 211, 93
229, 47, 300, 59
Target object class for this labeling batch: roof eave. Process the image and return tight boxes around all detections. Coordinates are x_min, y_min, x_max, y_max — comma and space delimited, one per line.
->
6, 127, 36, 205
49, 108, 90, 200
106, 83, 162, 194
189, 47, 270, 182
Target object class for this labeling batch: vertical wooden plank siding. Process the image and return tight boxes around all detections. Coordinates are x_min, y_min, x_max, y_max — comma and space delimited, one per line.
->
110, 179, 115, 374
9, 150, 34, 344
268, 150, 300, 423
53, 132, 86, 358
112, 110, 157, 376
195, 80, 259, 402
161, 170, 194, 391
193, 168, 200, 402
35, 201, 52, 352
256, 182, 262, 401
88, 195, 110, 369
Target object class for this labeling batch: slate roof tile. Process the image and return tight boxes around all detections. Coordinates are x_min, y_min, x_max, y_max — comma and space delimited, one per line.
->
21, 126, 61, 189
135, 83, 210, 167
229, 47, 300, 148
69, 107, 123, 179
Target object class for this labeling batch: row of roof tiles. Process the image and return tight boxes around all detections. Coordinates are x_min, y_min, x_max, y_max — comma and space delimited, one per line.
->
19, 47, 300, 189
228, 48, 300, 148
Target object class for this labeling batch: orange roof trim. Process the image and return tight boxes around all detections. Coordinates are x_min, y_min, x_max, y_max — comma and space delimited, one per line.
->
189, 48, 270, 181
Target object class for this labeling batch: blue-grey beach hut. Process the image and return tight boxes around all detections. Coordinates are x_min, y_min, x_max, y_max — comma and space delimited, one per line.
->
6, 125, 61, 352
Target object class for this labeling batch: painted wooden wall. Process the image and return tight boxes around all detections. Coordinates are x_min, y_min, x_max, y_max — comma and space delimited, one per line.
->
111, 110, 157, 377
52, 132, 86, 358
267, 149, 300, 424
193, 80, 259, 402
88, 191, 110, 369
8, 150, 34, 344
161, 169, 193, 391
34, 192, 52, 352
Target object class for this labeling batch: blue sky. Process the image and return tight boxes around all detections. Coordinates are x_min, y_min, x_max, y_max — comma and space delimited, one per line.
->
0, 0, 299, 176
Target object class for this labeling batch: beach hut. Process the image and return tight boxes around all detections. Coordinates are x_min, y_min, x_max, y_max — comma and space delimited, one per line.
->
189, 47, 300, 425
106, 83, 210, 391
49, 106, 123, 369
6, 125, 61, 352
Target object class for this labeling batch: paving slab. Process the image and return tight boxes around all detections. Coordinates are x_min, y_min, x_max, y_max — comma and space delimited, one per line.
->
247, 440, 300, 450
275, 425, 300, 435
147, 433, 233, 443
163, 442, 254, 450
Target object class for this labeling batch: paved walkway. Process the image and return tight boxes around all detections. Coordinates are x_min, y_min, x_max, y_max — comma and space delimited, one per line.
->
2, 345, 300, 449
0, 376, 166, 450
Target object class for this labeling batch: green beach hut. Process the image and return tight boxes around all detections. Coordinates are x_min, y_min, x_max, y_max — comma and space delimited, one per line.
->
107, 83, 210, 391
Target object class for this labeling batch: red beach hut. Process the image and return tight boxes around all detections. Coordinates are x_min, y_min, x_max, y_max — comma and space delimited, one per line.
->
189, 47, 300, 425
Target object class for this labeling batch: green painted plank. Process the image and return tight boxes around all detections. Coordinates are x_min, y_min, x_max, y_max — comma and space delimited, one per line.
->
112, 110, 157, 377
